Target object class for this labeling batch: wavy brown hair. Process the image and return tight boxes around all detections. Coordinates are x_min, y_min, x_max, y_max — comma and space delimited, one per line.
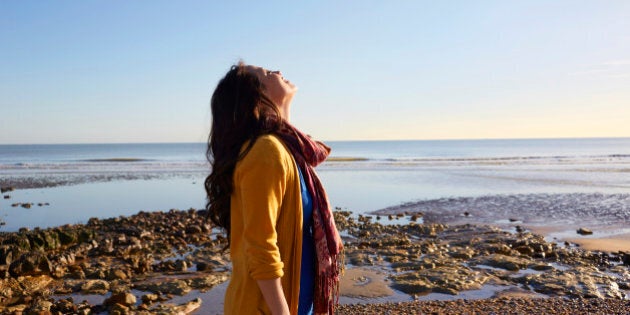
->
204, 62, 283, 243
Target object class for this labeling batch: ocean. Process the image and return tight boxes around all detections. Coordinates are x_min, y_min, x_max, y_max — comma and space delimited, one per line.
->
1, 138, 629, 231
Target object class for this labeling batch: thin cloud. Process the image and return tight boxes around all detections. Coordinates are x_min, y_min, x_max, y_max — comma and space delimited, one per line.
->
569, 59, 630, 77
607, 73, 630, 79
569, 68, 615, 76
601, 59, 630, 66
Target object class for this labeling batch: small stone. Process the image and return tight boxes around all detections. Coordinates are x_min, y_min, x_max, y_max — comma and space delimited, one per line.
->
51, 298, 79, 314
189, 274, 228, 290
141, 293, 159, 304
0, 187, 14, 193
21, 203, 32, 209
81, 279, 110, 294
108, 269, 128, 280
135, 279, 191, 295
109, 303, 130, 315
185, 225, 203, 234
577, 228, 593, 235
196, 262, 212, 272
138, 303, 150, 310
24, 298, 53, 314
105, 292, 137, 307
514, 246, 534, 256
175, 259, 188, 271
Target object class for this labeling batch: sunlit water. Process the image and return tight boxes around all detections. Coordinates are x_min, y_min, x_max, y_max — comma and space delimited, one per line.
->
1, 138, 629, 231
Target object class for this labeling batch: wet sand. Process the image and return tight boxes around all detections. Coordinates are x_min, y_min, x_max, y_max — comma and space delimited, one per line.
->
567, 234, 630, 252
339, 268, 394, 298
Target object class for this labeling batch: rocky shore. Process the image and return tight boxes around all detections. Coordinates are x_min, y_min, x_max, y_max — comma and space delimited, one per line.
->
0, 208, 629, 314
0, 209, 229, 314
0, 173, 175, 190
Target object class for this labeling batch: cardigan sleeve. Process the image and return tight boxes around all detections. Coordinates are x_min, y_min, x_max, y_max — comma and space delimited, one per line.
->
236, 136, 288, 280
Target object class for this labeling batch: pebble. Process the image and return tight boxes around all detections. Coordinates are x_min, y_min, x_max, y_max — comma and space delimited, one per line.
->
577, 227, 594, 235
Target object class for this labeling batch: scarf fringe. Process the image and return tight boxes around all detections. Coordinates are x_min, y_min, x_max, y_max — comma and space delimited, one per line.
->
313, 250, 345, 314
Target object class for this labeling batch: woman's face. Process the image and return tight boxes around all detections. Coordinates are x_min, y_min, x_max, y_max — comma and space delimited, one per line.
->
246, 65, 297, 110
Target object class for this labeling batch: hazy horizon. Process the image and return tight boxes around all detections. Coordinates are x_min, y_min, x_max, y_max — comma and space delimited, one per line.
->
2, 135, 630, 146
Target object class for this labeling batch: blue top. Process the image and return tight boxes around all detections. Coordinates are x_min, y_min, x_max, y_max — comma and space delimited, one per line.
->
297, 166, 315, 315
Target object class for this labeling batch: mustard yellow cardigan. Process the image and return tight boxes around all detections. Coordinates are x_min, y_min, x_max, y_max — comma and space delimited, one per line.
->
224, 134, 303, 315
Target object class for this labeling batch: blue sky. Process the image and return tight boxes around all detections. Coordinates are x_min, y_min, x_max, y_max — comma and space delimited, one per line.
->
1, 1, 629, 144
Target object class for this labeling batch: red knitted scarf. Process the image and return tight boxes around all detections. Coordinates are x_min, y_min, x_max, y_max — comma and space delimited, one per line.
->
275, 122, 344, 314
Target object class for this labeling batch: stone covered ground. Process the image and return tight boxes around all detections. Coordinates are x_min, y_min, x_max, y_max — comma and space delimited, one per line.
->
336, 297, 630, 314
1, 209, 630, 314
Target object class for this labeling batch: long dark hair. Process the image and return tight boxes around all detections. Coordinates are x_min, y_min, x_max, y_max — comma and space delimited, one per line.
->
204, 62, 283, 243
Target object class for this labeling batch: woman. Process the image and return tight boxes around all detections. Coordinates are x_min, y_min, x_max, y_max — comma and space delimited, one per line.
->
205, 62, 343, 315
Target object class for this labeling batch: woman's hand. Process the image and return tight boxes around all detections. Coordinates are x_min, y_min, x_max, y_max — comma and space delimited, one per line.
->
256, 278, 290, 315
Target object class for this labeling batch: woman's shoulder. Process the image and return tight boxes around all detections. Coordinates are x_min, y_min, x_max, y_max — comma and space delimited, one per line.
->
254, 134, 285, 148
242, 134, 292, 163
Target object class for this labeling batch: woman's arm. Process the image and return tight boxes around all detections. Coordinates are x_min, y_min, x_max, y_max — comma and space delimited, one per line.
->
257, 278, 290, 315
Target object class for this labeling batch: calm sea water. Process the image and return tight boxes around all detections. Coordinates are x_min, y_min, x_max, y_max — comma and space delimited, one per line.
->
2, 137, 629, 164
1, 138, 629, 231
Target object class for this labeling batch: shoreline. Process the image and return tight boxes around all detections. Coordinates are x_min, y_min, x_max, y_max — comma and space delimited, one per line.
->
2, 177, 630, 313
3, 177, 629, 253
